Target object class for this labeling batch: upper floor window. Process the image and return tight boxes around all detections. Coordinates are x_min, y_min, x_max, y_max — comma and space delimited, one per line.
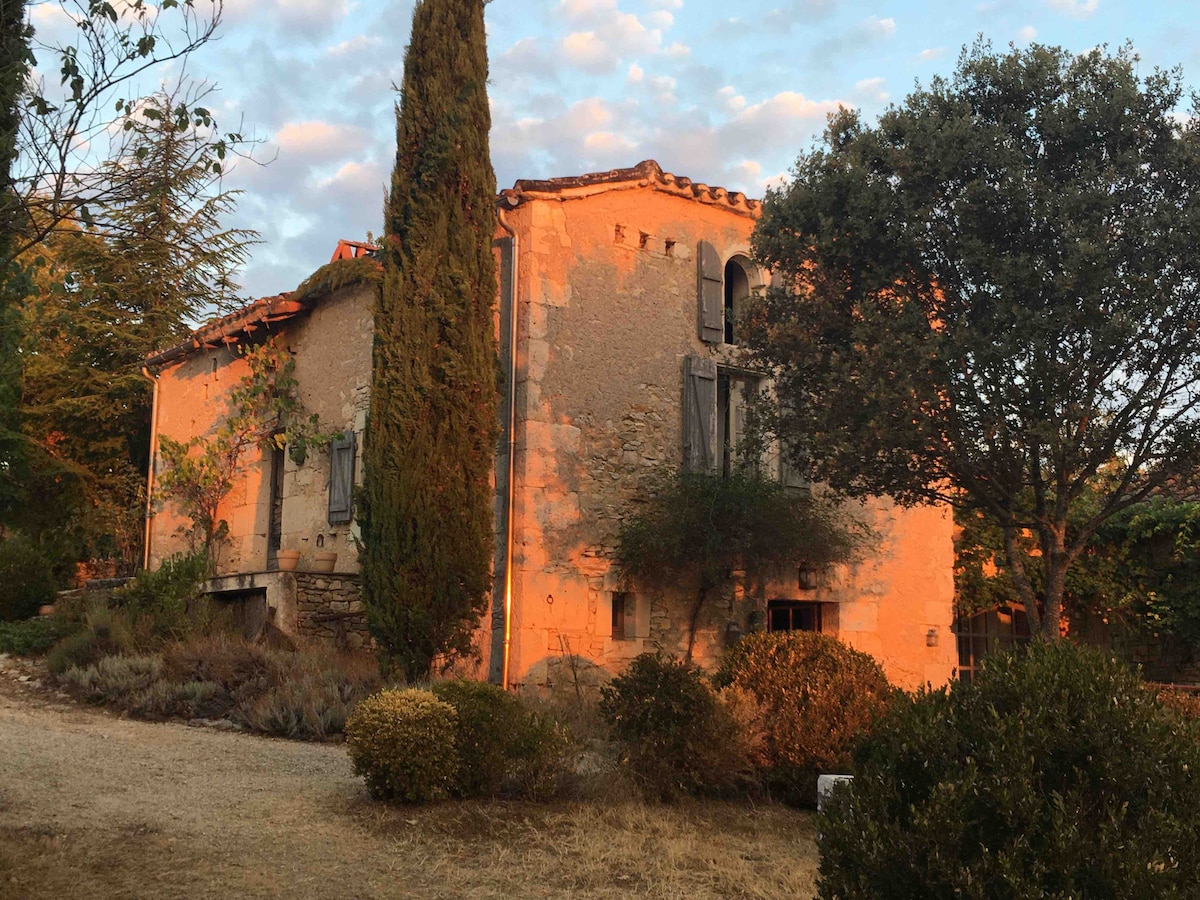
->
724, 257, 751, 345
697, 240, 761, 347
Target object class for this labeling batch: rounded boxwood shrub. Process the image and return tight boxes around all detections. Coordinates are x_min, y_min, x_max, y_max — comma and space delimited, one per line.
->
431, 679, 576, 799
714, 631, 893, 804
599, 652, 758, 799
344, 688, 458, 803
0, 535, 57, 622
431, 678, 534, 798
817, 641, 1200, 899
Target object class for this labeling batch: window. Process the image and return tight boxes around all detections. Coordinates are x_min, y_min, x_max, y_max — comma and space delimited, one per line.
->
267, 443, 285, 562
611, 592, 635, 640
718, 370, 760, 476
953, 604, 1030, 683
327, 432, 356, 525
724, 257, 751, 344
768, 600, 823, 633
696, 240, 759, 346
684, 357, 761, 476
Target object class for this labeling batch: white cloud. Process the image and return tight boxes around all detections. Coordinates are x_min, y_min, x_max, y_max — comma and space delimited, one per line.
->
865, 16, 897, 39
734, 91, 842, 127
1018, 25, 1038, 41
1048, 0, 1099, 17
274, 120, 371, 162
663, 41, 691, 57
919, 47, 947, 61
855, 77, 889, 103
646, 10, 674, 29
627, 63, 644, 83
718, 86, 747, 113
561, 31, 620, 72
584, 131, 636, 153
326, 35, 383, 58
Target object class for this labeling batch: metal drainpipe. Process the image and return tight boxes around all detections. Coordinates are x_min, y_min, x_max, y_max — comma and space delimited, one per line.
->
139, 365, 161, 570
496, 206, 519, 690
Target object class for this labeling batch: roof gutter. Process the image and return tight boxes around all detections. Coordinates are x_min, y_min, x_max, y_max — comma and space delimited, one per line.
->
140, 365, 161, 570
496, 207, 519, 691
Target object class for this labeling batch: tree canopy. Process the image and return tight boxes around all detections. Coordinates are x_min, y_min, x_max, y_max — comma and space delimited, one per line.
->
748, 41, 1200, 639
615, 469, 859, 660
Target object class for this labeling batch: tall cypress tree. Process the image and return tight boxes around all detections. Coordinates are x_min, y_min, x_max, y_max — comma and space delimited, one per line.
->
360, 0, 499, 681
0, 0, 30, 521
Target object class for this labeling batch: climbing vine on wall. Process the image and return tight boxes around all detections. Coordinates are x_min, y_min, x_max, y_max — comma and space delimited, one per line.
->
156, 340, 340, 567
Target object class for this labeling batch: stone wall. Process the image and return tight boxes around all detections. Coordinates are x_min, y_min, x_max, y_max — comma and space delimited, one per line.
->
499, 176, 960, 692
292, 572, 370, 650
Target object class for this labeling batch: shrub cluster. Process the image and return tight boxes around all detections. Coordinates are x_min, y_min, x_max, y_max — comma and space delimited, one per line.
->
56, 629, 380, 740
0, 535, 57, 622
599, 653, 760, 799
0, 616, 71, 655
111, 553, 208, 639
715, 631, 893, 804
345, 689, 460, 802
817, 642, 1200, 899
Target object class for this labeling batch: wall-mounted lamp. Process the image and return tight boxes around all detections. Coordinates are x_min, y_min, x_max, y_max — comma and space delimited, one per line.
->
798, 564, 821, 591
926, 628, 940, 647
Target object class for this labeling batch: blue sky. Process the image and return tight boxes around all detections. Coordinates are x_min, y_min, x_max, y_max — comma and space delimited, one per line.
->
31, 0, 1200, 299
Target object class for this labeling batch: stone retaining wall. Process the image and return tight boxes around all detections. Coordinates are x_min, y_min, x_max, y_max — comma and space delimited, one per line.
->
292, 572, 370, 650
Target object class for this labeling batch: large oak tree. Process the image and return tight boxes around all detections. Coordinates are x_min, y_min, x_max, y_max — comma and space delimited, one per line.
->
748, 42, 1200, 639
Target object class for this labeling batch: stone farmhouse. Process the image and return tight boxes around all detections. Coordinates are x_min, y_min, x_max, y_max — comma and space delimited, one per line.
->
143, 160, 958, 691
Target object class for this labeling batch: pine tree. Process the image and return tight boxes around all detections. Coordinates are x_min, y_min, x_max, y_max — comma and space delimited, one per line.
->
15, 89, 256, 565
361, 0, 499, 681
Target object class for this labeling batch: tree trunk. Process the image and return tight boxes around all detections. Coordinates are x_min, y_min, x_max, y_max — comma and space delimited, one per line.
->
1040, 527, 1070, 641
1002, 525, 1042, 636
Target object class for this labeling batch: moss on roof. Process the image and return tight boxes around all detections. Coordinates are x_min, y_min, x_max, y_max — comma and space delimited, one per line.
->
291, 255, 382, 307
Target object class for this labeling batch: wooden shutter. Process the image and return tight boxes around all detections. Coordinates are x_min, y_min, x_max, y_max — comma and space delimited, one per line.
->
327, 432, 356, 525
697, 240, 723, 343
683, 356, 718, 473
779, 442, 811, 495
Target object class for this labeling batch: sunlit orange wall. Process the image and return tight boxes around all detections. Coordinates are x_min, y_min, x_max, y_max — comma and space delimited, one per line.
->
498, 182, 957, 691
147, 283, 373, 576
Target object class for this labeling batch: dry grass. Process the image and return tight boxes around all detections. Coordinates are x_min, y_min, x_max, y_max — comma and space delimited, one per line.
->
0, 798, 818, 900
0, 667, 818, 900
347, 798, 819, 899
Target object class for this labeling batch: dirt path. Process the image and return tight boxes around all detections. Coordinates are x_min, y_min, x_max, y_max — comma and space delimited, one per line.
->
0, 656, 818, 899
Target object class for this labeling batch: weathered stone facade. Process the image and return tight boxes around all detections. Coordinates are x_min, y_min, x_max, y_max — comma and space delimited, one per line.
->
147, 162, 959, 692
494, 162, 958, 690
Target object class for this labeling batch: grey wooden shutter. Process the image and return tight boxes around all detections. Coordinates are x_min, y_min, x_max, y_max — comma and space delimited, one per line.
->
327, 432, 356, 525
683, 356, 718, 473
697, 240, 723, 343
779, 442, 811, 495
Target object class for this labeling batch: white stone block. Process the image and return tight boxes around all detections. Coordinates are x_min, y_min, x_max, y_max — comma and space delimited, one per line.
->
817, 774, 853, 813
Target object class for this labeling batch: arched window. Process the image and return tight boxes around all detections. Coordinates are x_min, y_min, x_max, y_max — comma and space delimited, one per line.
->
724, 257, 751, 345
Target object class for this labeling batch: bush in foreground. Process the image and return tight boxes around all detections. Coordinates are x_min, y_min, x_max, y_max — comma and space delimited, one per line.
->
818, 642, 1200, 899
0, 616, 71, 655
715, 631, 892, 805
0, 535, 57, 622
599, 653, 760, 799
432, 679, 575, 799
345, 688, 459, 802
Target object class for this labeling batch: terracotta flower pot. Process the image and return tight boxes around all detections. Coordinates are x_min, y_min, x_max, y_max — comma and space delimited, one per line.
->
276, 549, 301, 572
311, 550, 338, 573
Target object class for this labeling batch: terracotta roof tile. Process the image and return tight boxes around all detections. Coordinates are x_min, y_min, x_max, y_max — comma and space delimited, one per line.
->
497, 159, 762, 218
